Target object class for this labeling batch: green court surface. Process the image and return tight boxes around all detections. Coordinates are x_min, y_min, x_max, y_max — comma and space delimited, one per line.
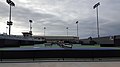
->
0, 44, 120, 50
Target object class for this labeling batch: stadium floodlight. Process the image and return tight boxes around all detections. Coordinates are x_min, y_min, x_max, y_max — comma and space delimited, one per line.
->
6, 0, 15, 35
93, 2, 100, 38
29, 20, 33, 34
6, 27, 8, 35
66, 27, 68, 36
76, 21, 79, 37
93, 2, 100, 9
44, 27, 46, 36
6, 0, 15, 6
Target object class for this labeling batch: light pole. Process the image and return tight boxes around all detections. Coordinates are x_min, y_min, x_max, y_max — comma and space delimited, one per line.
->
93, 2, 100, 38
76, 21, 79, 37
29, 20, 32, 35
6, 27, 8, 35
44, 27, 46, 36
6, 0, 15, 35
66, 27, 68, 36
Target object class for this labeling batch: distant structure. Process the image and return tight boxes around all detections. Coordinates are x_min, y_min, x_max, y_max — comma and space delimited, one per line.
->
22, 31, 32, 37
22, 20, 33, 37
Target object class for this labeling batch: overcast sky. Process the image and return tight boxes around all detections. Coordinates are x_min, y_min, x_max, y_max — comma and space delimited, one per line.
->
0, 0, 120, 38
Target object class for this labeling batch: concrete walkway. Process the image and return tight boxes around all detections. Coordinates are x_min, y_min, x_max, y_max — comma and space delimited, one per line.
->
0, 62, 120, 67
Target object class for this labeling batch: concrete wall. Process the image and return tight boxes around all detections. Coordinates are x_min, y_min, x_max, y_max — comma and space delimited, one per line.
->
80, 36, 114, 45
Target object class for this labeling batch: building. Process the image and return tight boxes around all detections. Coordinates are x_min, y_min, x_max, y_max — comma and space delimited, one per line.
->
33, 36, 79, 43
80, 35, 120, 47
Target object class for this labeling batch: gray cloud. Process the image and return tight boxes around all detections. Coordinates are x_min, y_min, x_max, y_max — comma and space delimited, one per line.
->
0, 0, 120, 38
